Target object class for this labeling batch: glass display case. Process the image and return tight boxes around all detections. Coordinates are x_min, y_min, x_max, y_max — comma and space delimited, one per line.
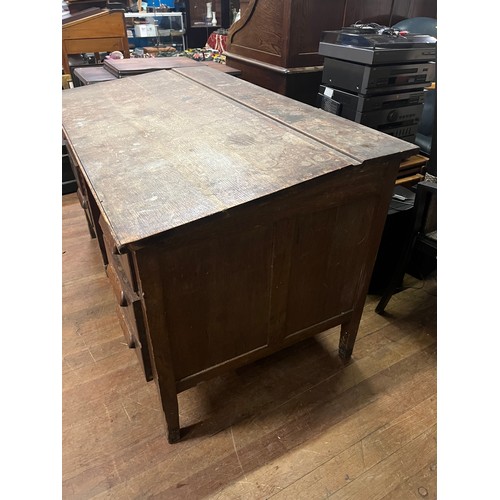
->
189, 0, 221, 27
124, 12, 186, 54
189, 0, 240, 29
186, 0, 239, 48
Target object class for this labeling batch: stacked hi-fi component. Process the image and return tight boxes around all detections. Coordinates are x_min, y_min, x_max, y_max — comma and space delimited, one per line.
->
318, 25, 436, 143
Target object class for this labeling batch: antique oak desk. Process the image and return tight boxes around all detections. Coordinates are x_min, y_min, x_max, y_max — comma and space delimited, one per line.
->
62, 67, 417, 443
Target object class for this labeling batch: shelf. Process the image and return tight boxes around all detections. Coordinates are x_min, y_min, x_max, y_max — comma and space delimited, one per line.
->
192, 23, 220, 27
124, 12, 183, 18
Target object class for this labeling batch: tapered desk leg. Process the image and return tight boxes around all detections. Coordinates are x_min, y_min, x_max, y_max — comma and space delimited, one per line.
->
134, 251, 182, 443
168, 427, 181, 444
158, 384, 181, 444
338, 312, 362, 360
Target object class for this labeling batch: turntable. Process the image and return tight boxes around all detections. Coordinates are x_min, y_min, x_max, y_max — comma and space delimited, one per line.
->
319, 27, 437, 65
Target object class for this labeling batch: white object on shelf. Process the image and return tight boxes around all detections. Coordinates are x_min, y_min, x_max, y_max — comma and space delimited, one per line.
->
211, 12, 217, 25
134, 24, 158, 37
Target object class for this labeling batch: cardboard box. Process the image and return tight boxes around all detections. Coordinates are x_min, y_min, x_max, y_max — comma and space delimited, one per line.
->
134, 24, 157, 37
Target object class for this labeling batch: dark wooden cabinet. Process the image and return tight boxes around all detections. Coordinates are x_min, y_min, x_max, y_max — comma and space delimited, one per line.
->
62, 66, 417, 443
228, 0, 344, 69
226, 0, 346, 105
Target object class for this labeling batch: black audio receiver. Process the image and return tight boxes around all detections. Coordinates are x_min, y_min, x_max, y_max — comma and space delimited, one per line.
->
322, 58, 435, 95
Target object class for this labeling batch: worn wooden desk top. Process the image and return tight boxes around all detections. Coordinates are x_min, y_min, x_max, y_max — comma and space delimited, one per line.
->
62, 67, 416, 248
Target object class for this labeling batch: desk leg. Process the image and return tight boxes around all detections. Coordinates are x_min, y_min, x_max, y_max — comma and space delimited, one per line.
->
135, 251, 182, 443
168, 429, 181, 444
155, 376, 181, 443
339, 310, 362, 360
166, 402, 181, 444
339, 163, 400, 359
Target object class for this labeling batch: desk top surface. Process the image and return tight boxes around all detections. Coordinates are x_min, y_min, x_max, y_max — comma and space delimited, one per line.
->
62, 67, 416, 247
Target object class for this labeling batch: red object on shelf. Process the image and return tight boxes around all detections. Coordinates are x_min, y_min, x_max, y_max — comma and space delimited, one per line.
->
206, 32, 227, 52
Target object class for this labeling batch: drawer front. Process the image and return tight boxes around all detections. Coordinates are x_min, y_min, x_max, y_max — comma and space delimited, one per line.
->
106, 259, 130, 308
100, 218, 153, 382
100, 217, 138, 292
114, 300, 153, 381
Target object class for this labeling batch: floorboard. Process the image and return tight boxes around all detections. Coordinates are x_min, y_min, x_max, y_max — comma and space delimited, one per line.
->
62, 192, 437, 499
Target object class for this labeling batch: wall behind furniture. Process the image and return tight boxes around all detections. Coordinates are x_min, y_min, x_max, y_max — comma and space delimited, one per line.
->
343, 0, 437, 27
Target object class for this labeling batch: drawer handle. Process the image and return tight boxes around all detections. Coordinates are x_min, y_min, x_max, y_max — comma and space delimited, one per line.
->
118, 290, 128, 307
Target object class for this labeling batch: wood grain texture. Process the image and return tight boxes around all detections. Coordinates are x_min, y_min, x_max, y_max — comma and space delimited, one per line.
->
173, 65, 419, 163
62, 70, 356, 247
227, 0, 346, 68
63, 192, 437, 498
62, 68, 416, 249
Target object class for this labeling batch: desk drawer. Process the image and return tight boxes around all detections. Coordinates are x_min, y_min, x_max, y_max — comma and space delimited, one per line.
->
106, 255, 153, 381
106, 259, 131, 309
100, 218, 138, 292
100, 218, 153, 381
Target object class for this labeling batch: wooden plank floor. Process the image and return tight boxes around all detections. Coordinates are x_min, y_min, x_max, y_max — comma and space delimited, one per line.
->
62, 192, 437, 499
